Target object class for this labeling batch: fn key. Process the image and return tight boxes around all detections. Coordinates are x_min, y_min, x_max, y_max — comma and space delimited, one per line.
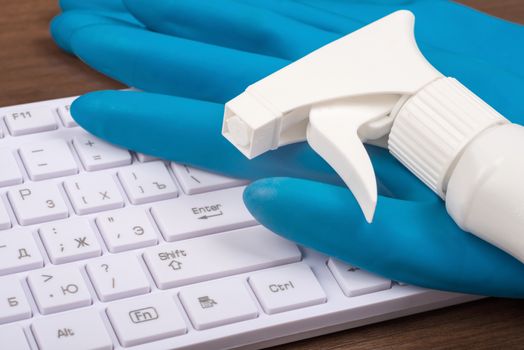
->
107, 293, 186, 347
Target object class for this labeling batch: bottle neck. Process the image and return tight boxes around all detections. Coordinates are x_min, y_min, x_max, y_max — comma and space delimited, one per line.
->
388, 77, 508, 198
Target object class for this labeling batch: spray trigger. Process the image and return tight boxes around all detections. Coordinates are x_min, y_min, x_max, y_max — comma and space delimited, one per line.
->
222, 10, 444, 222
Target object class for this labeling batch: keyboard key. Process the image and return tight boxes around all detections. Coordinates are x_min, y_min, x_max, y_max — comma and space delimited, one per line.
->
171, 163, 247, 195
327, 258, 391, 297
32, 308, 112, 350
179, 278, 258, 330
0, 229, 44, 275
64, 173, 125, 215
143, 226, 301, 289
86, 254, 150, 302
118, 162, 178, 204
0, 148, 23, 187
107, 293, 186, 347
19, 140, 78, 181
27, 265, 92, 314
8, 183, 69, 225
0, 276, 32, 324
39, 218, 102, 264
151, 186, 257, 241
3, 107, 58, 136
0, 324, 30, 350
73, 133, 131, 171
249, 263, 326, 314
0, 201, 11, 230
96, 208, 158, 253
136, 153, 158, 162
57, 100, 78, 127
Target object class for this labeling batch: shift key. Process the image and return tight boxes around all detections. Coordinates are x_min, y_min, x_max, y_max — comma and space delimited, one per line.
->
143, 226, 301, 289
151, 186, 257, 241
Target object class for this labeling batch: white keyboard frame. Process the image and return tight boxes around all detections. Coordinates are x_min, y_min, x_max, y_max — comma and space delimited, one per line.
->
0, 96, 481, 350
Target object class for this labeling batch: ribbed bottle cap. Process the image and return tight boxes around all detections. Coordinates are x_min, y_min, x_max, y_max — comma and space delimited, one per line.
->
388, 77, 507, 197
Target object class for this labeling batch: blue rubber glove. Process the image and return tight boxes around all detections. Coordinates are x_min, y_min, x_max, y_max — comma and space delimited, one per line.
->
50, 0, 524, 297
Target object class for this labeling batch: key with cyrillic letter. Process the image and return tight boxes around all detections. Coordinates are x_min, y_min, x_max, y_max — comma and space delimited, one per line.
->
64, 173, 124, 215
27, 265, 92, 314
118, 162, 178, 204
0, 229, 44, 275
39, 218, 102, 264
0, 276, 32, 324
8, 183, 69, 225
96, 208, 158, 253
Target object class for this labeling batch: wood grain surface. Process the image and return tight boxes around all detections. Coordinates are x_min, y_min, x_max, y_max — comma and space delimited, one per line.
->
1, 1, 523, 349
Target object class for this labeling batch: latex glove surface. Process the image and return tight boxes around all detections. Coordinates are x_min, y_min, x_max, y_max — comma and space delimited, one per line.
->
51, 0, 524, 297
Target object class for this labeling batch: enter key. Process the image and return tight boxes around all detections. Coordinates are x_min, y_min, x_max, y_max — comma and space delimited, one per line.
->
151, 186, 257, 241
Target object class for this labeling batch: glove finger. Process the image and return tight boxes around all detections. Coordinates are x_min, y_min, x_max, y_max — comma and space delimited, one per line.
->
123, 0, 338, 60
235, 0, 365, 34
50, 10, 143, 53
297, 0, 524, 78
60, 0, 128, 12
71, 90, 342, 184
121, 0, 524, 120
243, 177, 524, 298
71, 90, 454, 203
125, 0, 524, 80
53, 10, 524, 122
61, 19, 287, 102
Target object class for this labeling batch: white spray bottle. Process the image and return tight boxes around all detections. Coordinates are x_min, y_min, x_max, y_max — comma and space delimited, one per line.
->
222, 11, 524, 262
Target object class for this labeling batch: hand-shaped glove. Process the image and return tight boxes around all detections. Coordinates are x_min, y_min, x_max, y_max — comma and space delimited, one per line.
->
51, 0, 524, 297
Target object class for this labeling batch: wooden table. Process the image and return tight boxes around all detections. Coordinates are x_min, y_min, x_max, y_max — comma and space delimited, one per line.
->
1, 1, 523, 349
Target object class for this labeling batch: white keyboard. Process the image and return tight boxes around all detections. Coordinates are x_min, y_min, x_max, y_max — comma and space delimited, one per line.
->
0, 96, 479, 350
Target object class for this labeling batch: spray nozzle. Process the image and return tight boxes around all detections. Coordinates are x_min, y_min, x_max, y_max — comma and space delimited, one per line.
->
222, 10, 506, 223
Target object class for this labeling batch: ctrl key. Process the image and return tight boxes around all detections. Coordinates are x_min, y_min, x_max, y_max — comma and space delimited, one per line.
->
249, 263, 327, 314
31, 308, 112, 350
107, 293, 187, 347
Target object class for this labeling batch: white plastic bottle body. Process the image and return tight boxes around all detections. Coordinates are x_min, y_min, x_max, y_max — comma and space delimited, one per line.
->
446, 123, 524, 262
